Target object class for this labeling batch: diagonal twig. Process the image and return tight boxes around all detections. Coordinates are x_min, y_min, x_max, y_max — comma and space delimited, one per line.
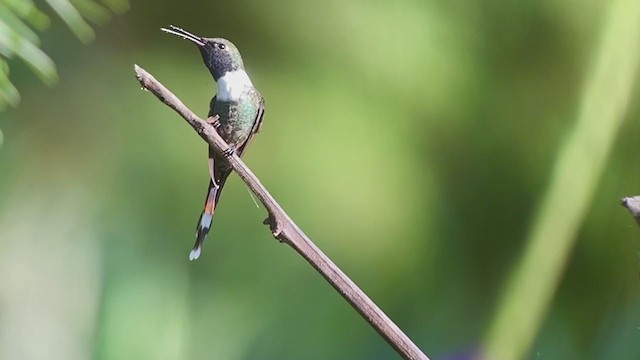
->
134, 65, 429, 360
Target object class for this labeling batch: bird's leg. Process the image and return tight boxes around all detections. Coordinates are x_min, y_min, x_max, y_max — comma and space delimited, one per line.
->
206, 116, 221, 128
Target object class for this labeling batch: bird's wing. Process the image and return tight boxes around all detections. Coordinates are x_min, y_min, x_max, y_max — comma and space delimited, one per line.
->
207, 96, 218, 182
207, 95, 218, 119
237, 96, 265, 157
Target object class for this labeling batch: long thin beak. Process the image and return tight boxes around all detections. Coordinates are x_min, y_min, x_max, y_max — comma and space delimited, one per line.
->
161, 25, 206, 47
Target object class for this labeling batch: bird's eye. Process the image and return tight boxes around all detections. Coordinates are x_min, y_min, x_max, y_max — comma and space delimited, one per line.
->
218, 43, 226, 50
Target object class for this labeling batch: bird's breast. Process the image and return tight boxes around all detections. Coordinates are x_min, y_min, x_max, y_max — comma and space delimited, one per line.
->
211, 97, 259, 146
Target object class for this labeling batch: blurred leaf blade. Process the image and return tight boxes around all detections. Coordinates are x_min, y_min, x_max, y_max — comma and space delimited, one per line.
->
0, 4, 41, 44
44, 0, 95, 43
6, 0, 51, 30
14, 35, 57, 85
0, 21, 57, 85
101, 0, 129, 14
69, 0, 112, 26
0, 57, 20, 107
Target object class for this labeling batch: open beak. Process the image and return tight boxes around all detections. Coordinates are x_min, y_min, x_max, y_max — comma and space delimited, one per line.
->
161, 25, 206, 47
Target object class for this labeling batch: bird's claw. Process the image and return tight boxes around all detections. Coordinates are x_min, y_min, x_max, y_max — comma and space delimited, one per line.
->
222, 146, 235, 158
206, 116, 221, 128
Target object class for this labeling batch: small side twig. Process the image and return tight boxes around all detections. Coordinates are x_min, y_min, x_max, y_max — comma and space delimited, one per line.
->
134, 65, 429, 360
622, 196, 640, 226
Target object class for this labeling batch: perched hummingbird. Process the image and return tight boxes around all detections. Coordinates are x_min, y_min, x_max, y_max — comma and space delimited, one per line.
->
161, 25, 265, 261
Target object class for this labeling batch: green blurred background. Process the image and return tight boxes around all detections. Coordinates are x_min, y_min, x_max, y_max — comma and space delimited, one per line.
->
1, 0, 640, 359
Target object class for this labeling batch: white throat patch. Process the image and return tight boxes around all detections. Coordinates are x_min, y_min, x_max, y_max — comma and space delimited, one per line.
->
216, 70, 253, 101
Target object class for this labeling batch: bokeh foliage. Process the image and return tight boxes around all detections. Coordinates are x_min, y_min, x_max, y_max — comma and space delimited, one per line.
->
0, 0, 640, 359
0, 0, 128, 108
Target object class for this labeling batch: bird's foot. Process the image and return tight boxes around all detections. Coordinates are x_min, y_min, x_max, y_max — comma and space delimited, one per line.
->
222, 146, 236, 158
206, 116, 221, 128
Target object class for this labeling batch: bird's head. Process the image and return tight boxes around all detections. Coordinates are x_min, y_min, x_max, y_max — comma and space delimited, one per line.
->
161, 25, 245, 81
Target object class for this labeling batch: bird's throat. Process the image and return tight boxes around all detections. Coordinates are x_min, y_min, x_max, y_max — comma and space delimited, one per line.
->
216, 70, 253, 102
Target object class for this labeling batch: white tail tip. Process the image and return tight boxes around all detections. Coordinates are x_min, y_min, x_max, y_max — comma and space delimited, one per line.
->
189, 247, 201, 261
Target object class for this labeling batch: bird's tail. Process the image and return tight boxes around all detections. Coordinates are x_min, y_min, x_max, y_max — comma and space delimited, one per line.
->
190, 175, 228, 260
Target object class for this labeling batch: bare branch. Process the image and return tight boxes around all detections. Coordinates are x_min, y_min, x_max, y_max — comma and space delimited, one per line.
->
622, 196, 640, 226
134, 64, 429, 360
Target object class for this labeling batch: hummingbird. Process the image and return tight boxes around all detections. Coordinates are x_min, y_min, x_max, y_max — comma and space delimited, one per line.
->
161, 25, 265, 261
